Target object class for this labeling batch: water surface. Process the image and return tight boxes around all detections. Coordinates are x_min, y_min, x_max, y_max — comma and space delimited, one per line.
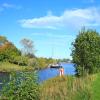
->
38, 63, 75, 82
0, 63, 75, 90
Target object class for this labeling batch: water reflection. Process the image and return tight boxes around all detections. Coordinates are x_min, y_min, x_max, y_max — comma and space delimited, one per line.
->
0, 72, 10, 90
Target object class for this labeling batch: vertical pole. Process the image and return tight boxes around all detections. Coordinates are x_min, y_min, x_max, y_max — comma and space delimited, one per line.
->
59, 68, 64, 77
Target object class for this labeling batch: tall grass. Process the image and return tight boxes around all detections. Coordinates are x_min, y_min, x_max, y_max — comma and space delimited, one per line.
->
40, 75, 94, 100
0, 62, 33, 72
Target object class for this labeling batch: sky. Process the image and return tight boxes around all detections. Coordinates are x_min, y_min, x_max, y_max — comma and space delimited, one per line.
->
0, 0, 100, 59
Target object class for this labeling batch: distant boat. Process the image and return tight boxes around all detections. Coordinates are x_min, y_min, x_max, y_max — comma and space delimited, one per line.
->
48, 63, 62, 68
48, 37, 63, 69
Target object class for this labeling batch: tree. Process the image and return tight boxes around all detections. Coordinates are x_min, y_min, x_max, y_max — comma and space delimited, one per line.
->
0, 36, 7, 46
0, 36, 21, 62
72, 28, 100, 76
20, 38, 35, 57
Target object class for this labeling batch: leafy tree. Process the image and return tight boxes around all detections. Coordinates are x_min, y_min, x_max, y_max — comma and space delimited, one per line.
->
72, 28, 100, 76
36, 57, 58, 69
20, 38, 35, 57
0, 36, 21, 62
37, 57, 48, 69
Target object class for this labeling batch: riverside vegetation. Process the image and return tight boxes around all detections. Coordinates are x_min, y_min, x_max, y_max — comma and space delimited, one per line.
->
0, 36, 69, 71
40, 75, 94, 100
0, 28, 100, 100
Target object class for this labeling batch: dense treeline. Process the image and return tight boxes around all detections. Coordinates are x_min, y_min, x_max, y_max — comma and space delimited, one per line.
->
72, 28, 100, 76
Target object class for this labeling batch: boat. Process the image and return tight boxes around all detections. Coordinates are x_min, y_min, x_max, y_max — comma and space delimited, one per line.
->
48, 63, 62, 68
48, 38, 63, 69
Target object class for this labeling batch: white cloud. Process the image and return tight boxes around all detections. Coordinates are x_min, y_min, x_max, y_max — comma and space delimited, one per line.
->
19, 7, 100, 29
19, 15, 61, 29
0, 3, 22, 10
2, 3, 14, 8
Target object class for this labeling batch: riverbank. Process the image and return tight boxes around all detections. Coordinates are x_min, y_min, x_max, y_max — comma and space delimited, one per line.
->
0, 69, 100, 100
92, 73, 100, 100
40, 75, 94, 100
0, 62, 33, 72
40, 72, 100, 100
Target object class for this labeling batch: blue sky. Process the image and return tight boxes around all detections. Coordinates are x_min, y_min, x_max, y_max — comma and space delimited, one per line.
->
0, 0, 100, 59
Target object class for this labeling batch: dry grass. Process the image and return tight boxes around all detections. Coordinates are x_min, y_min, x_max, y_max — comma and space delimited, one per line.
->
40, 75, 94, 100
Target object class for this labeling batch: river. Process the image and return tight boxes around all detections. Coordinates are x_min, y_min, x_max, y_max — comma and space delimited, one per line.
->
0, 63, 75, 90
38, 63, 75, 82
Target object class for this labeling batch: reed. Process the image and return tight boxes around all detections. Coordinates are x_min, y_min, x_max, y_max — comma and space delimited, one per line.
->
40, 75, 94, 100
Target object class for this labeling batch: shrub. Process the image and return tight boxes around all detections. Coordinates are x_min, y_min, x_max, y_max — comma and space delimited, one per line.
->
1, 72, 40, 100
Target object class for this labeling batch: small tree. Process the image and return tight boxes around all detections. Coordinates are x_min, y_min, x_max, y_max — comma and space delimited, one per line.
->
20, 38, 35, 57
72, 28, 100, 76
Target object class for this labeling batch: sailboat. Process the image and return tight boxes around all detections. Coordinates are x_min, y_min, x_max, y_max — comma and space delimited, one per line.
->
48, 39, 62, 69
49, 63, 62, 68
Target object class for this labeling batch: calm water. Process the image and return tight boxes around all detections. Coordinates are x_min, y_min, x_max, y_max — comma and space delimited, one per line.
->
38, 63, 75, 82
0, 72, 10, 90
0, 63, 75, 90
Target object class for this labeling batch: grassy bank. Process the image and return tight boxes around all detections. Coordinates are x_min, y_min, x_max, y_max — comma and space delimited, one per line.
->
92, 73, 100, 100
0, 62, 33, 72
40, 75, 94, 100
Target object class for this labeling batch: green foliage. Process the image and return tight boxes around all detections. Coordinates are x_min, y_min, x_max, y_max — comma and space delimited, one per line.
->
36, 57, 71, 69
72, 28, 100, 76
37, 57, 48, 69
92, 73, 100, 100
0, 36, 21, 62
0, 62, 33, 72
37, 57, 56, 69
27, 58, 38, 68
1, 72, 40, 100
9, 56, 28, 66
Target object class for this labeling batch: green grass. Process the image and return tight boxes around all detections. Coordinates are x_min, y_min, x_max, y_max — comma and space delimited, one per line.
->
40, 73, 100, 100
40, 75, 93, 100
92, 73, 100, 100
0, 62, 33, 72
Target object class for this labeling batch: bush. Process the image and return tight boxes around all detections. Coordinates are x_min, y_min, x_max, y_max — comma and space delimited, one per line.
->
28, 58, 38, 68
9, 56, 28, 66
1, 72, 40, 100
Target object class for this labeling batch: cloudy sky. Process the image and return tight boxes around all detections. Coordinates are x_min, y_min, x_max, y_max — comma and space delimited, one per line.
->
0, 0, 100, 59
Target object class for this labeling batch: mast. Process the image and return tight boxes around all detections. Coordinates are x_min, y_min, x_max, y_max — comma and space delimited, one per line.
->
51, 43, 54, 59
